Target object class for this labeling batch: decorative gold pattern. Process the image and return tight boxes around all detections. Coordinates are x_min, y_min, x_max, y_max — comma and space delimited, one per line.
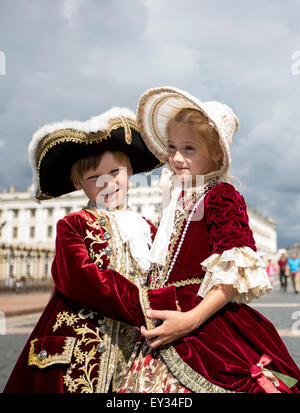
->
28, 337, 76, 369
51, 309, 110, 393
119, 116, 132, 144
95, 318, 115, 393
36, 119, 139, 171
165, 277, 203, 288
139, 288, 156, 330
83, 210, 146, 392
160, 345, 231, 393
116, 335, 192, 393
35, 117, 144, 200
36, 209, 152, 393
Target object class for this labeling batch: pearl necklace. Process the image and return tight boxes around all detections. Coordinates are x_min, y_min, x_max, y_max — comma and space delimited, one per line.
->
161, 193, 206, 287
151, 178, 219, 289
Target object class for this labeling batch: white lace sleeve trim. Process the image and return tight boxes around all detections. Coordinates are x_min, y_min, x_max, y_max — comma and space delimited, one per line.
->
198, 246, 272, 304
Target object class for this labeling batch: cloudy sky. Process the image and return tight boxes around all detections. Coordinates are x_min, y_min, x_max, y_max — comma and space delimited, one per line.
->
0, 0, 300, 248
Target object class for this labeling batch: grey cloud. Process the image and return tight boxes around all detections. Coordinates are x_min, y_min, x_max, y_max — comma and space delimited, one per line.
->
0, 0, 300, 248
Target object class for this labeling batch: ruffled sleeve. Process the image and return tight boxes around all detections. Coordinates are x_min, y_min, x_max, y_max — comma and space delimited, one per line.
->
198, 246, 272, 304
198, 183, 272, 303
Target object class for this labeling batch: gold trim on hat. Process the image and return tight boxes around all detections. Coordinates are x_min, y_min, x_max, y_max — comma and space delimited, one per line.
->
119, 116, 132, 144
34, 117, 161, 200
36, 118, 139, 171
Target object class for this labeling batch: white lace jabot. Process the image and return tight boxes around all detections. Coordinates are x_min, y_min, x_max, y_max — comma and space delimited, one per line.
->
112, 210, 152, 273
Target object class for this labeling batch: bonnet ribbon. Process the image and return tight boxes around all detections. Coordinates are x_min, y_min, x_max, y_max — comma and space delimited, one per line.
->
149, 169, 181, 266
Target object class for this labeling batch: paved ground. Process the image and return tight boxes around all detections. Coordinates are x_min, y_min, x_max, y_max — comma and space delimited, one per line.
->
0, 291, 51, 317
0, 282, 299, 392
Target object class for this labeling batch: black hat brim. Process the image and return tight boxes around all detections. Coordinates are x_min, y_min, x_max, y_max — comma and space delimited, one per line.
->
38, 127, 161, 199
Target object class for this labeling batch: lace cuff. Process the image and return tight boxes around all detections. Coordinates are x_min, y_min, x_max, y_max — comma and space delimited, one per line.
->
198, 246, 272, 304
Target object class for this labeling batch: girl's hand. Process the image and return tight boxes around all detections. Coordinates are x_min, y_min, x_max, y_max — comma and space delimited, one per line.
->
141, 284, 236, 349
140, 309, 199, 349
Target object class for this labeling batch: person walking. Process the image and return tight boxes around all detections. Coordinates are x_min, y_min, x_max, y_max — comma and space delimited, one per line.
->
278, 253, 288, 292
266, 259, 277, 285
287, 253, 300, 294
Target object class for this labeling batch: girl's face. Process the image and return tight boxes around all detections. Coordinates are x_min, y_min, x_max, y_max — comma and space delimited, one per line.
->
167, 123, 221, 184
74, 151, 132, 209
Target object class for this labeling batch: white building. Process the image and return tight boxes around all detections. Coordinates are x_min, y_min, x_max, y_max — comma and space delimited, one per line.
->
247, 205, 277, 257
0, 182, 277, 256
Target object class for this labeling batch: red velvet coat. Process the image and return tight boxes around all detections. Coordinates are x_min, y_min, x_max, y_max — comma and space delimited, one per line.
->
3, 209, 177, 393
128, 183, 300, 393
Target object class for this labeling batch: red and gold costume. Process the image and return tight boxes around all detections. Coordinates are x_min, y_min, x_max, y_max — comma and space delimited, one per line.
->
4, 105, 171, 393
117, 183, 300, 393
4, 208, 178, 393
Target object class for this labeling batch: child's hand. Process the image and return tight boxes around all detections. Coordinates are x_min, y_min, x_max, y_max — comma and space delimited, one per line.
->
176, 300, 181, 312
141, 309, 199, 349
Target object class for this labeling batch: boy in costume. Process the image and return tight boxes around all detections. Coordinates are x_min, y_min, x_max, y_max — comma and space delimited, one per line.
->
3, 107, 178, 393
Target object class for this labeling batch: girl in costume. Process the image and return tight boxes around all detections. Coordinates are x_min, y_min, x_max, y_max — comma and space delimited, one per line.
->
3, 107, 179, 393
116, 87, 300, 393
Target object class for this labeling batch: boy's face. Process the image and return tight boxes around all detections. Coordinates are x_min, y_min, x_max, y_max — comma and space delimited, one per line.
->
74, 151, 132, 209
167, 123, 221, 185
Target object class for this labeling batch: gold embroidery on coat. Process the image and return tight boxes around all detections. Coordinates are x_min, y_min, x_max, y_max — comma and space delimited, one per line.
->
53, 310, 108, 393
28, 336, 76, 369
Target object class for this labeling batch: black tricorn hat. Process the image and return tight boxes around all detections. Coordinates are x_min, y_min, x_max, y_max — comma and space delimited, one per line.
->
28, 107, 161, 200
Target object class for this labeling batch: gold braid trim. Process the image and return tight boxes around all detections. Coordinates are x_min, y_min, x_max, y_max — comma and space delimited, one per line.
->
159, 345, 232, 393
28, 337, 76, 369
119, 116, 132, 144
36, 119, 139, 170
139, 287, 156, 330
165, 277, 202, 288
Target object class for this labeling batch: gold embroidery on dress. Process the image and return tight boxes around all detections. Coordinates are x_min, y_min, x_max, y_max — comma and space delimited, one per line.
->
165, 277, 203, 288
160, 345, 231, 393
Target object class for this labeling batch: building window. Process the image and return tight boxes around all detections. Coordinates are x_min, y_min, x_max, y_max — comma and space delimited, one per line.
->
65, 207, 71, 215
47, 226, 53, 237
12, 227, 18, 239
30, 209, 36, 217
47, 208, 53, 217
12, 209, 19, 218
30, 226, 35, 238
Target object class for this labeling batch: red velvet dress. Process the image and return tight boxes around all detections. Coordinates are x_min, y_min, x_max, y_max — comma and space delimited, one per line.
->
117, 183, 300, 393
3, 209, 178, 393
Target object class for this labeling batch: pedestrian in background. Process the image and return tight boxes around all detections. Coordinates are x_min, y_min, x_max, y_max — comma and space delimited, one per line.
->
266, 259, 277, 285
278, 253, 288, 292
286, 252, 300, 294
